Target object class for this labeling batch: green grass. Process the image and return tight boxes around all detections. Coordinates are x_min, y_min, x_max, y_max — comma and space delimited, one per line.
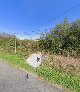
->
0, 52, 80, 92
36, 66, 80, 92
0, 52, 36, 73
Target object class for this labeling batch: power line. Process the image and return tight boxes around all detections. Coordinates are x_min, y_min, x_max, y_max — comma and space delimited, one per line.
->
48, 3, 80, 22
8, 3, 80, 40
23, 3, 80, 36
36, 3, 80, 34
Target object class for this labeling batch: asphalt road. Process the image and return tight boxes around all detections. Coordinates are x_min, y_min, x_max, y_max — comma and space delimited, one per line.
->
0, 61, 64, 92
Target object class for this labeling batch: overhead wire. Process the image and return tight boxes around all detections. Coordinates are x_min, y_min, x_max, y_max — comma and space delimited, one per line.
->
9, 3, 80, 40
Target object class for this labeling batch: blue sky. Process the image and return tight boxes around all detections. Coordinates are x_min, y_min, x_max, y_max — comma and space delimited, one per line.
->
0, 0, 80, 39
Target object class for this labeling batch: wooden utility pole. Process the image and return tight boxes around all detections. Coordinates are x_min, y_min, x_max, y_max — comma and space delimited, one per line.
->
15, 37, 16, 53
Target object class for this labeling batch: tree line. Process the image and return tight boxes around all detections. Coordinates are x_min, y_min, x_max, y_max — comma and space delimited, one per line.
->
0, 19, 80, 57
0, 32, 39, 58
39, 19, 80, 57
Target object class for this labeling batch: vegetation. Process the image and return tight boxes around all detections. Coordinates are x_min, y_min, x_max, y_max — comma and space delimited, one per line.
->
0, 19, 80, 92
37, 66, 80, 92
0, 32, 39, 58
0, 51, 36, 72
39, 19, 80, 57
0, 52, 80, 92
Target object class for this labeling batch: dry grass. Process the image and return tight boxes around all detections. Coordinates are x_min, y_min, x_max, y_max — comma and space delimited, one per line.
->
41, 51, 80, 76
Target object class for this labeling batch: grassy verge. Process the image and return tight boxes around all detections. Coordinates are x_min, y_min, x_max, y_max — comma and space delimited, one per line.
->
0, 52, 80, 92
0, 52, 36, 73
36, 66, 80, 92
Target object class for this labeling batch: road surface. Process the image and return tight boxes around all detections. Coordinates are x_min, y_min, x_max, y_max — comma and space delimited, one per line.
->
0, 61, 64, 92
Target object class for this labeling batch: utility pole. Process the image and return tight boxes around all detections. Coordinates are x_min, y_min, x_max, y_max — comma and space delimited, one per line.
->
14, 37, 16, 53
13, 33, 18, 54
